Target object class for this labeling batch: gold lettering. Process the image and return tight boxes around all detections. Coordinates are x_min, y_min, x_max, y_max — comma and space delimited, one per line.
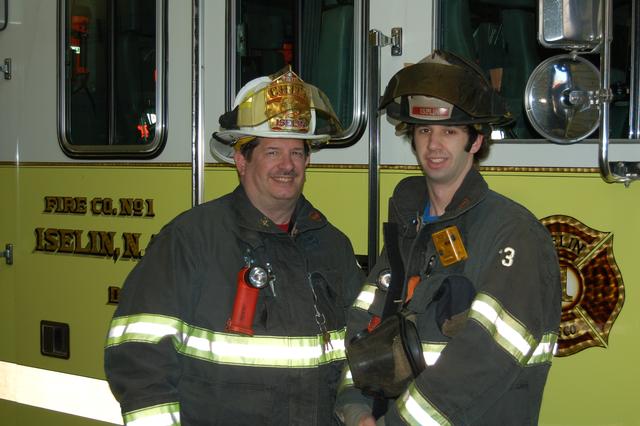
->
91, 198, 102, 215
44, 197, 58, 213
58, 229, 75, 253
73, 230, 91, 254
102, 198, 115, 215
98, 231, 117, 256
553, 234, 586, 256
145, 199, 155, 217
91, 198, 116, 215
35, 227, 45, 250
76, 198, 87, 214
121, 232, 142, 259
44, 228, 60, 251
119, 198, 133, 216
133, 199, 144, 216
87, 231, 102, 254
63, 198, 75, 213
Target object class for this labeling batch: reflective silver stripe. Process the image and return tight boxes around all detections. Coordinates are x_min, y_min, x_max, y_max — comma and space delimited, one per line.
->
337, 366, 354, 393
352, 283, 377, 311
469, 292, 537, 364
0, 360, 122, 424
397, 382, 450, 426
421, 342, 446, 366
124, 402, 180, 426
107, 314, 185, 346
107, 314, 347, 368
527, 332, 558, 365
181, 328, 346, 367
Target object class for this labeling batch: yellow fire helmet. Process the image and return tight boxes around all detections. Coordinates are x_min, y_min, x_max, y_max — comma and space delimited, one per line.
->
379, 50, 513, 135
211, 66, 343, 163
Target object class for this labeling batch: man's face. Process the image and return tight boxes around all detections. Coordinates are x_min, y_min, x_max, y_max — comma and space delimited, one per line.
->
235, 138, 309, 216
413, 124, 482, 188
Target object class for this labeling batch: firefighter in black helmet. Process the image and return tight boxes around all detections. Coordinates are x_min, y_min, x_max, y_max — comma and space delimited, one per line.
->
336, 50, 561, 425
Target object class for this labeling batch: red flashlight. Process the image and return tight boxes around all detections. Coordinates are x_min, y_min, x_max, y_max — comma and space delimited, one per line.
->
226, 266, 269, 336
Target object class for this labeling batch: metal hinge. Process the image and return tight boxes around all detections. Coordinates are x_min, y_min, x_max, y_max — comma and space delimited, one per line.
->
1, 243, 13, 265
369, 27, 403, 56
1, 58, 11, 80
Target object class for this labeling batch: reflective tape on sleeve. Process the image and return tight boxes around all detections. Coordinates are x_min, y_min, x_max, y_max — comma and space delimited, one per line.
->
123, 402, 180, 426
107, 314, 185, 346
337, 366, 354, 394
468, 292, 537, 364
352, 283, 377, 311
526, 332, 558, 365
106, 314, 346, 368
421, 342, 446, 366
396, 382, 451, 426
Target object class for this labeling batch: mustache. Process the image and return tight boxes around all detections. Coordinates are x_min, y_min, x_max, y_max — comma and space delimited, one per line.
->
272, 170, 299, 178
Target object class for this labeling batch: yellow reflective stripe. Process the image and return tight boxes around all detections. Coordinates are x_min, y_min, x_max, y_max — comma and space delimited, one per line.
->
337, 366, 354, 394
397, 382, 450, 426
421, 342, 446, 366
107, 314, 185, 346
107, 314, 346, 368
469, 293, 537, 364
527, 332, 558, 365
124, 402, 180, 426
352, 283, 377, 311
180, 328, 346, 367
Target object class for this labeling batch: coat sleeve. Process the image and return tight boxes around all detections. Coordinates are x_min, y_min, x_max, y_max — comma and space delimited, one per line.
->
104, 222, 199, 425
384, 219, 561, 425
335, 247, 392, 423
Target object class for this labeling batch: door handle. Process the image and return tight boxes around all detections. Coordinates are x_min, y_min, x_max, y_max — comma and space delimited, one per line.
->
1, 243, 13, 265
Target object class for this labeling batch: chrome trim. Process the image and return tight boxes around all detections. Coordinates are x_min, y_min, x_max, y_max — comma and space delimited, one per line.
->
629, 0, 640, 138
432, 0, 441, 49
192, 0, 204, 205
56, 0, 168, 158
367, 29, 382, 270
225, 1, 368, 147
0, 0, 7, 31
225, 0, 237, 111
598, 0, 638, 184
327, 0, 369, 147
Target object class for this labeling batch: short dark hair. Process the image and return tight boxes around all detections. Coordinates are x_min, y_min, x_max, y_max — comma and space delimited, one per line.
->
408, 124, 491, 163
239, 138, 311, 161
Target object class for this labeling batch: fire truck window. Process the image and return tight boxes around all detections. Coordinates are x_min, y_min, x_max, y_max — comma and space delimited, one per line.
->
59, 0, 166, 157
441, 0, 632, 141
234, 0, 362, 141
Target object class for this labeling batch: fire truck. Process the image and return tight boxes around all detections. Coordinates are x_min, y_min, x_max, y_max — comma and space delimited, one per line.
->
0, 0, 637, 424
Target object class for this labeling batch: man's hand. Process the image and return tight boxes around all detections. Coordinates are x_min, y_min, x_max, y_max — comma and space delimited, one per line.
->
337, 403, 375, 426
358, 413, 376, 426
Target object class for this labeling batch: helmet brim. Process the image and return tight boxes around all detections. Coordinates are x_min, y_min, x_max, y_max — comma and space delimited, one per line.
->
211, 128, 329, 146
380, 59, 514, 127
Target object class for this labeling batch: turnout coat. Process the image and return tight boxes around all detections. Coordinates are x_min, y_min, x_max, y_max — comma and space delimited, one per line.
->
105, 185, 363, 426
337, 168, 561, 425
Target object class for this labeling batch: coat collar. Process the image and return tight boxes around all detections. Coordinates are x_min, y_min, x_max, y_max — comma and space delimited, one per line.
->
230, 185, 328, 236
391, 167, 489, 227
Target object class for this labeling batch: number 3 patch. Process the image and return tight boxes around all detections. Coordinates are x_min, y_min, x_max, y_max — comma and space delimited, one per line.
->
499, 247, 515, 267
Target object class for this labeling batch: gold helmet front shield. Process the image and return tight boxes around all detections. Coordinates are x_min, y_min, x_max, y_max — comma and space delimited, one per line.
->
235, 67, 341, 133
211, 67, 344, 163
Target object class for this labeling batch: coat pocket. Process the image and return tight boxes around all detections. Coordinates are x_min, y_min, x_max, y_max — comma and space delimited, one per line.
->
179, 374, 276, 426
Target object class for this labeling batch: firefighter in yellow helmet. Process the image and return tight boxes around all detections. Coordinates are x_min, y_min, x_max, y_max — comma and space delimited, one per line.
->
105, 67, 363, 425
336, 51, 561, 425
211, 65, 343, 163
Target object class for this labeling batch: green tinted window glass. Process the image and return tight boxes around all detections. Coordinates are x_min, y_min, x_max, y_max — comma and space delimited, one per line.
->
233, 0, 364, 143
59, 0, 166, 157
